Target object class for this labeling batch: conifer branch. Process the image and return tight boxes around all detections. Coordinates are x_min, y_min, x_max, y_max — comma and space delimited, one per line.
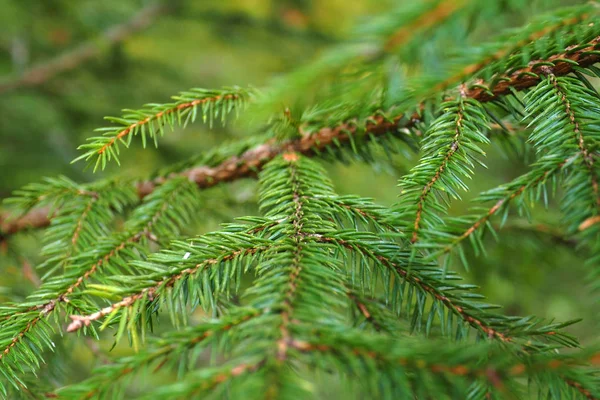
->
400, 94, 489, 244
5, 4, 600, 397
428, 4, 595, 95
321, 230, 579, 348
5, 31, 600, 239
292, 332, 600, 398
544, 72, 600, 207
321, 234, 513, 342
411, 98, 466, 242
41, 185, 137, 275
0, 2, 167, 94
275, 154, 304, 362
463, 35, 600, 102
435, 157, 569, 257
0, 179, 198, 385
70, 197, 96, 248
75, 87, 253, 171
95, 94, 239, 155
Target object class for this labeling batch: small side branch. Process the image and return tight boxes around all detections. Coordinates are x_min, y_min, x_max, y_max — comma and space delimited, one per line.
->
319, 234, 511, 342
0, 181, 188, 362
0, 2, 167, 94
347, 291, 384, 332
57, 311, 261, 398
66, 245, 267, 333
546, 72, 600, 206
291, 336, 600, 396
276, 154, 305, 362
412, 96, 467, 243
438, 158, 568, 255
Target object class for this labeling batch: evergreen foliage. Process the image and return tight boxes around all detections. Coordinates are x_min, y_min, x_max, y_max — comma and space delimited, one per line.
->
0, 1, 599, 399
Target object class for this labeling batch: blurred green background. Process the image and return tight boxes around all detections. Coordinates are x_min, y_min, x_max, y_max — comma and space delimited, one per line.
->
0, 0, 596, 391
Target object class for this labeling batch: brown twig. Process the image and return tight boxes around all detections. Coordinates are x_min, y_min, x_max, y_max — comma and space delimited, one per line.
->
384, 0, 466, 51
579, 215, 600, 231
0, 2, 167, 94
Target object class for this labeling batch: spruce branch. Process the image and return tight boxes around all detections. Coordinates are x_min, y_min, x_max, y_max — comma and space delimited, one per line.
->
430, 156, 569, 260
4, 31, 599, 241
66, 234, 271, 334
291, 330, 600, 399
318, 232, 577, 347
0, 179, 200, 391
74, 87, 253, 171
40, 183, 138, 276
11, 152, 587, 398
527, 73, 600, 206
425, 3, 596, 96
464, 34, 600, 102
4, 4, 600, 398
394, 96, 490, 244
5, 29, 600, 239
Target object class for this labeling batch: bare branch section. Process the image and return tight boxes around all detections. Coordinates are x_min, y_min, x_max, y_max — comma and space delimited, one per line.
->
3, 34, 600, 238
0, 2, 166, 94
0, 207, 52, 237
